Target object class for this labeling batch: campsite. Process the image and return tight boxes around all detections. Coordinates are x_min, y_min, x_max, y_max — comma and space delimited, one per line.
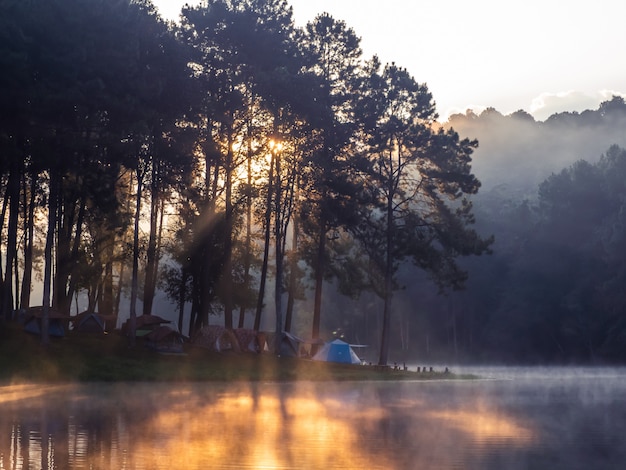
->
0, 320, 462, 383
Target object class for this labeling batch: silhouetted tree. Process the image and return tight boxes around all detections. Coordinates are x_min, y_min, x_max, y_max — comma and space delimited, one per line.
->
356, 63, 492, 365
298, 13, 366, 345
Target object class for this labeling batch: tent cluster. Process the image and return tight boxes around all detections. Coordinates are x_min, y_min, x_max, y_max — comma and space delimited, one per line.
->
20, 306, 364, 364
20, 307, 115, 337
260, 333, 364, 365
21, 308, 186, 354
190, 327, 364, 364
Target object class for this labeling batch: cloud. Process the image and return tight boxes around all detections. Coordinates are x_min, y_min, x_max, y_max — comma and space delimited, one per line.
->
530, 90, 626, 121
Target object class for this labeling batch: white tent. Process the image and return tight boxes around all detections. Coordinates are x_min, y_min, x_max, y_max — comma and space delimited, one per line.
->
312, 339, 362, 365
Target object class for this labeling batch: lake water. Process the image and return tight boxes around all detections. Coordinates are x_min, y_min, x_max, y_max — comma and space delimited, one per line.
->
1, 366, 625, 469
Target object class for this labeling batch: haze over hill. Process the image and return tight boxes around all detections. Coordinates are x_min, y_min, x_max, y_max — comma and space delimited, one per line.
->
445, 96, 626, 197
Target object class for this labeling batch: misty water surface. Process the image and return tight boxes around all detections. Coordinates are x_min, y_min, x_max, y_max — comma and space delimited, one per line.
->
1, 366, 625, 469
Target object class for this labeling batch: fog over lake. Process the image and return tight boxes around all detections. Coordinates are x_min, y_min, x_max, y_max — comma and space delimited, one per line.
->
1, 366, 625, 469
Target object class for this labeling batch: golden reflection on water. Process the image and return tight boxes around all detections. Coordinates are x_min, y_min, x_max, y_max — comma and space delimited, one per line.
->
0, 382, 538, 469
428, 409, 535, 444
132, 384, 386, 469
0, 383, 70, 405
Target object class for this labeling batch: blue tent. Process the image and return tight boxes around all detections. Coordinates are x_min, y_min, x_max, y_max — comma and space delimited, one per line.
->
312, 339, 362, 364
24, 316, 65, 337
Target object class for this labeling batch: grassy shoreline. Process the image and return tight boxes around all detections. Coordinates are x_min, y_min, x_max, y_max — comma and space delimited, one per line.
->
0, 322, 473, 383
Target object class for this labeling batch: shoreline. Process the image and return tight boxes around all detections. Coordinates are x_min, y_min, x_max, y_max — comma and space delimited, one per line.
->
0, 322, 474, 383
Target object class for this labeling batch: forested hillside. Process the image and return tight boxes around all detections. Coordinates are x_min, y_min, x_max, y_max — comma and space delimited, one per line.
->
412, 98, 626, 363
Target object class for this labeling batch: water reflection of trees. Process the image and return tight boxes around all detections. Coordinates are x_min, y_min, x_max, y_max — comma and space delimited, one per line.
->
0, 381, 546, 469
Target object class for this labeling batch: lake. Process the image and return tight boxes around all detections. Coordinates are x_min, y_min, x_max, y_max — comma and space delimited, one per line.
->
1, 366, 625, 469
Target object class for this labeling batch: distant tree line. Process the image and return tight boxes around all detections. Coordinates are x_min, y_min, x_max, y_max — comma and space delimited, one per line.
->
469, 143, 626, 362
385, 99, 626, 364
0, 0, 489, 364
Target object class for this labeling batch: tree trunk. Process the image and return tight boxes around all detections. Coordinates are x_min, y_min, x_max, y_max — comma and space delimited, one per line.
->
378, 270, 393, 366
143, 159, 160, 317
13, 248, 19, 315
100, 251, 114, 316
223, 129, 234, 329
238, 128, 254, 329
129, 167, 144, 346
155, 198, 165, 287
2, 159, 20, 320
178, 267, 188, 334
42, 171, 60, 346
378, 186, 395, 366
274, 145, 283, 355
65, 192, 87, 313
113, 176, 134, 320
113, 253, 125, 319
53, 181, 73, 314
311, 217, 327, 343
254, 150, 275, 332
0, 183, 9, 308
196, 158, 221, 331
284, 214, 299, 333
19, 174, 36, 310
52, 177, 87, 316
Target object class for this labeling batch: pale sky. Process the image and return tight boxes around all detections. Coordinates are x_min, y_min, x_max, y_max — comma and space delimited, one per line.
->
153, 0, 626, 121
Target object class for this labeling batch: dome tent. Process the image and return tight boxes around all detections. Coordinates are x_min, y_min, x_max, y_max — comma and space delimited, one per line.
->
191, 325, 241, 353
72, 311, 107, 334
312, 339, 362, 365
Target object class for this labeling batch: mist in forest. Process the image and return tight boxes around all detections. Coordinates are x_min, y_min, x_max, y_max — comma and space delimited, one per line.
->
327, 97, 626, 365
445, 100, 626, 196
